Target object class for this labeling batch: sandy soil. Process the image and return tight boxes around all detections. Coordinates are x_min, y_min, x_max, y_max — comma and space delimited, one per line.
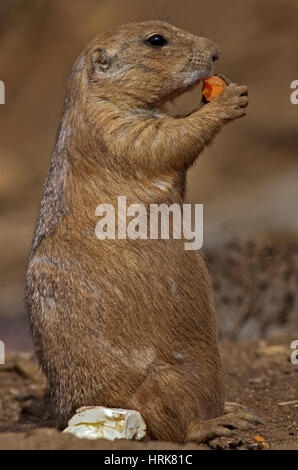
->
0, 334, 297, 450
207, 241, 298, 340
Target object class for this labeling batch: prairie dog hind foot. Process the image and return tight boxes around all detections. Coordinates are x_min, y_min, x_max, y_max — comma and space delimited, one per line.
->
186, 403, 265, 443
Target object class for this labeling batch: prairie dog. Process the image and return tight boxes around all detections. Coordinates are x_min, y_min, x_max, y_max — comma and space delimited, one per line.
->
26, 21, 260, 442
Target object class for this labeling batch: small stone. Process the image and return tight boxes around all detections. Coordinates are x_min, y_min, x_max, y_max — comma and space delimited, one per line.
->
249, 378, 262, 384
254, 435, 265, 443
14, 357, 44, 382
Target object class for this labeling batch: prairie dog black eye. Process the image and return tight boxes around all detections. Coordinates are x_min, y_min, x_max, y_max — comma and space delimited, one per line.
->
145, 34, 168, 47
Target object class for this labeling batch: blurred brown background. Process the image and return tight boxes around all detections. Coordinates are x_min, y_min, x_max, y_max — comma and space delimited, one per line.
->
0, 0, 297, 350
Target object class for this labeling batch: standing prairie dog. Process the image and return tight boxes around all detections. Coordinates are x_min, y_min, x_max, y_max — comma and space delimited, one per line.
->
26, 21, 261, 442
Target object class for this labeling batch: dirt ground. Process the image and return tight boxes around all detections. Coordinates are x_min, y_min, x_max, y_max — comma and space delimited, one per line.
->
0, 333, 297, 450
207, 241, 298, 340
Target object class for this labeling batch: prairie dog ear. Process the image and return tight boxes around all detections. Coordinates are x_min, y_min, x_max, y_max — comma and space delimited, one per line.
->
90, 47, 110, 73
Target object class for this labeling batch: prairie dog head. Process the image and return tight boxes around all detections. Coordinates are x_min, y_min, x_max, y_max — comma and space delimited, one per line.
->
74, 20, 220, 109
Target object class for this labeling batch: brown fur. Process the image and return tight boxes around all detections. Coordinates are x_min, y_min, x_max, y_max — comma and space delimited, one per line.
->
25, 21, 249, 442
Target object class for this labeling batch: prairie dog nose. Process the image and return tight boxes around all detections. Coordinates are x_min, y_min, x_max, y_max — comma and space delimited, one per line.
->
198, 37, 221, 62
212, 50, 220, 62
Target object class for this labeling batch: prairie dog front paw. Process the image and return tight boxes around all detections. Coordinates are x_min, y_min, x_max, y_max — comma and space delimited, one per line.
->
210, 82, 248, 122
